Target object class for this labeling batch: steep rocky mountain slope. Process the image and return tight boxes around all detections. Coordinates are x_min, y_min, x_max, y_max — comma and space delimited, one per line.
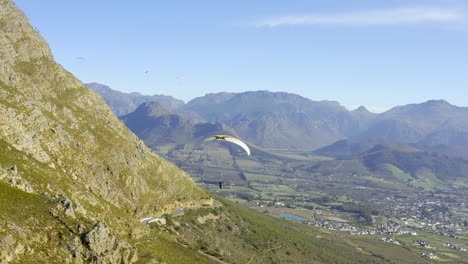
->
0, 1, 208, 262
0, 0, 205, 220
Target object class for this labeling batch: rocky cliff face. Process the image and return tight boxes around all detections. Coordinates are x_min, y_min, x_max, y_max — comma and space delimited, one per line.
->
0, 1, 208, 262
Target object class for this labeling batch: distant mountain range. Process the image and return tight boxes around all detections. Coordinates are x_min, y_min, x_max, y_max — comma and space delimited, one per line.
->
90, 83, 468, 153
120, 101, 237, 150
183, 91, 375, 149
85, 82, 185, 116
354, 100, 468, 147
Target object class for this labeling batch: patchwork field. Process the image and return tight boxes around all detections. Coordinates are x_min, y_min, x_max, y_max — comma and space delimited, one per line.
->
159, 142, 468, 263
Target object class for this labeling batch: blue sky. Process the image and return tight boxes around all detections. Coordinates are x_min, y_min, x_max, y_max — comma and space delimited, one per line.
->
13, 0, 468, 112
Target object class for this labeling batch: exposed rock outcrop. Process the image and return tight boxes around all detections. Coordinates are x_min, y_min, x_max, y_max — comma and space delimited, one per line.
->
0, 164, 34, 193
0, 235, 20, 264
81, 222, 138, 264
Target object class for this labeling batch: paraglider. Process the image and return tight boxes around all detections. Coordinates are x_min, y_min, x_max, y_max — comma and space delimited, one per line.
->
201, 135, 251, 189
204, 135, 250, 156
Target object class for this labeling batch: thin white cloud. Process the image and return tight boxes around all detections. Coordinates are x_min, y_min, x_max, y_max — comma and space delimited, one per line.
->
254, 8, 465, 27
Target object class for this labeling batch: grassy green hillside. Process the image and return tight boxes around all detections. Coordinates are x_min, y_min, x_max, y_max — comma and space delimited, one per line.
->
156, 194, 436, 264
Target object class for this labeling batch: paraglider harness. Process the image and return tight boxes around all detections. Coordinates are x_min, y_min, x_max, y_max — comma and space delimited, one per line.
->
218, 181, 224, 189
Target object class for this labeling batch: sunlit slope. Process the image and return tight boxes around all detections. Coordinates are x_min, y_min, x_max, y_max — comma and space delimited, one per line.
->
0, 0, 206, 218
0, 0, 208, 262
159, 194, 434, 264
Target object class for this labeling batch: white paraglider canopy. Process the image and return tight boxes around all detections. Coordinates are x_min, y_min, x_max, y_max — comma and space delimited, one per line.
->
204, 135, 250, 156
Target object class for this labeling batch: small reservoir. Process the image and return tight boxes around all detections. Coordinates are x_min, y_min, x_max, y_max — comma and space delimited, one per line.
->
277, 213, 306, 221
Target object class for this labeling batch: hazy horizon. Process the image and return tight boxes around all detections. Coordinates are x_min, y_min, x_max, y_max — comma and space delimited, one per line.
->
13, 0, 468, 113
88, 81, 461, 114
